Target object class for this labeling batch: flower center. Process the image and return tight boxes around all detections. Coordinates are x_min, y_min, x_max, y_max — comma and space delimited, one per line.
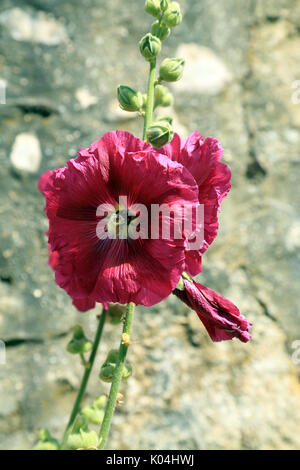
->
106, 207, 137, 239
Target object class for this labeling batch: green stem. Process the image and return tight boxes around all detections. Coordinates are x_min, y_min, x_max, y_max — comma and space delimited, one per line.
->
143, 59, 157, 140
61, 308, 107, 448
98, 302, 135, 450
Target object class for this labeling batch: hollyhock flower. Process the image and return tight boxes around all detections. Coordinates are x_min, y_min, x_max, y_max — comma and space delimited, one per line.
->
39, 130, 200, 310
174, 278, 252, 343
161, 132, 231, 276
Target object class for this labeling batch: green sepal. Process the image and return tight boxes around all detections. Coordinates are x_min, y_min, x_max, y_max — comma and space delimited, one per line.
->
146, 121, 174, 148
99, 349, 132, 383
160, 0, 170, 12
107, 303, 126, 325
81, 395, 107, 425
117, 85, 143, 112
156, 115, 173, 125
154, 84, 174, 107
159, 58, 185, 82
145, 0, 161, 18
162, 1, 182, 27
67, 429, 99, 450
175, 277, 185, 291
139, 33, 161, 61
66, 325, 93, 355
34, 429, 60, 451
151, 20, 170, 41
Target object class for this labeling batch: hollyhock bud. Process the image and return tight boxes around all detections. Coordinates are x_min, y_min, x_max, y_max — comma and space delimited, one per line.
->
67, 429, 99, 450
160, 0, 169, 12
139, 33, 161, 61
162, 1, 182, 27
107, 303, 126, 325
159, 57, 185, 82
145, 0, 161, 18
156, 115, 173, 125
66, 325, 93, 355
81, 395, 107, 425
151, 20, 170, 41
154, 84, 174, 107
117, 85, 143, 112
99, 349, 132, 383
146, 120, 174, 148
174, 279, 252, 343
34, 429, 60, 451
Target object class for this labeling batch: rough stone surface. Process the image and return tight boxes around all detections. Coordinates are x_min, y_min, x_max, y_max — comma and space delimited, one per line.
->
10, 132, 42, 173
0, 8, 68, 45
174, 44, 232, 95
0, 0, 300, 450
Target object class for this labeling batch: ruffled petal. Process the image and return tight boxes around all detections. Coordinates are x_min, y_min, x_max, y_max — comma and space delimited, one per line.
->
39, 131, 199, 309
161, 133, 231, 275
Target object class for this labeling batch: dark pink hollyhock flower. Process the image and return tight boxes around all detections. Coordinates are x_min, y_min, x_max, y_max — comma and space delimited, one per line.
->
161, 132, 231, 276
174, 279, 252, 343
40, 176, 97, 313
39, 131, 199, 310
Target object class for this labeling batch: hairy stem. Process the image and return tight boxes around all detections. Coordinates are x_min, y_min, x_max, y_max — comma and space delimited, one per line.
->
143, 59, 157, 140
98, 302, 135, 449
61, 308, 107, 448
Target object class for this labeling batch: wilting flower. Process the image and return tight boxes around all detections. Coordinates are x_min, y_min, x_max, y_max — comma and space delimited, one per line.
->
161, 132, 231, 276
39, 131, 199, 310
174, 278, 252, 342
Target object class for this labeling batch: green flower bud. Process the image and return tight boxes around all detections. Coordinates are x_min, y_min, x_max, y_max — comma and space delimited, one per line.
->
162, 1, 182, 27
117, 85, 143, 112
107, 303, 126, 325
159, 57, 185, 82
66, 325, 93, 355
81, 395, 107, 425
145, 0, 161, 18
139, 33, 161, 61
154, 84, 174, 107
151, 20, 170, 41
34, 429, 60, 451
35, 441, 59, 451
71, 414, 89, 433
81, 405, 105, 425
160, 0, 170, 12
146, 121, 174, 148
93, 395, 107, 409
156, 115, 173, 125
99, 349, 132, 383
122, 363, 133, 380
67, 430, 99, 450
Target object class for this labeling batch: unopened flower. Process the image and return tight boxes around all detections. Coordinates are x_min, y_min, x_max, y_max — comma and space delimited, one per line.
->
162, 1, 182, 27
159, 58, 185, 82
161, 132, 231, 276
154, 84, 174, 107
139, 33, 161, 61
146, 120, 174, 147
117, 85, 143, 112
174, 279, 252, 342
145, 0, 161, 18
39, 131, 199, 309
151, 20, 170, 41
